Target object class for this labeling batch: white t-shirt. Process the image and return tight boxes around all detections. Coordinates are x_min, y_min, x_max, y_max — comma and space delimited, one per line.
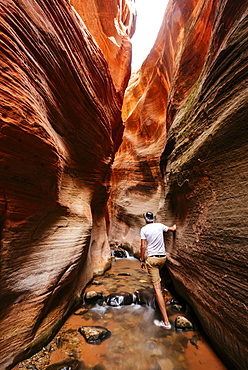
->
140, 222, 168, 257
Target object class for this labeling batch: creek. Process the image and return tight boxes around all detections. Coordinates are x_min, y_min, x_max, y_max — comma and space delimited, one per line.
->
15, 254, 227, 370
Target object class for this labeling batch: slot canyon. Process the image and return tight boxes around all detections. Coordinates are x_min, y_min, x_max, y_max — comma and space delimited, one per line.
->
0, 0, 247, 369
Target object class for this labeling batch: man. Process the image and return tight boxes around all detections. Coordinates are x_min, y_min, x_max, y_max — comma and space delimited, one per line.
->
140, 211, 176, 329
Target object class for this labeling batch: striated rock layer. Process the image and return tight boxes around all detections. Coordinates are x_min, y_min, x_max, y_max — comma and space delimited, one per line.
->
70, 0, 136, 96
0, 0, 134, 368
109, 0, 248, 368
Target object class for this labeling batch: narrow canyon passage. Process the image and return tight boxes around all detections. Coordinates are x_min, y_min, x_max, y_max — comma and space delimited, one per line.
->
0, 0, 247, 369
13, 255, 227, 370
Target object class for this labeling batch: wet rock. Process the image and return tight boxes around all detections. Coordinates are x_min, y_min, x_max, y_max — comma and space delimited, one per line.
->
112, 249, 127, 258
168, 298, 180, 305
175, 316, 194, 330
55, 335, 63, 348
104, 273, 115, 278
74, 309, 88, 316
171, 304, 184, 312
117, 273, 131, 276
84, 291, 103, 305
45, 358, 83, 370
78, 326, 111, 344
135, 288, 156, 308
190, 334, 201, 349
92, 281, 104, 286
105, 293, 136, 306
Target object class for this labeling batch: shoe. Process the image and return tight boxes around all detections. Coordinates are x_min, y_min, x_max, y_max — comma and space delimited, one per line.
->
154, 319, 171, 330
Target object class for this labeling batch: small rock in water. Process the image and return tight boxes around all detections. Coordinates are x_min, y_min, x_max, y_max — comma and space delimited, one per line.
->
105, 293, 135, 306
73, 309, 88, 316
78, 326, 111, 344
45, 358, 83, 370
171, 304, 184, 312
92, 281, 104, 286
84, 291, 103, 305
175, 316, 194, 330
112, 249, 127, 258
190, 334, 201, 349
117, 273, 131, 276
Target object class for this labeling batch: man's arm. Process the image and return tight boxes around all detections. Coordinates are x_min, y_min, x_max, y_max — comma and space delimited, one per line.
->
167, 224, 176, 232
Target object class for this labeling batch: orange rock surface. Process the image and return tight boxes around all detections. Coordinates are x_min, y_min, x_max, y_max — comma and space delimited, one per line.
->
0, 0, 134, 368
109, 0, 248, 369
70, 0, 136, 95
0, 0, 247, 369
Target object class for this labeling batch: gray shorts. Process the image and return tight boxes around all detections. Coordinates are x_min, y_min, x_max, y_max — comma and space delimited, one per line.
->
146, 256, 167, 285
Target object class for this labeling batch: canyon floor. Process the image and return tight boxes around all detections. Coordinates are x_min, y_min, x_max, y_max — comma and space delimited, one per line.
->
13, 256, 227, 370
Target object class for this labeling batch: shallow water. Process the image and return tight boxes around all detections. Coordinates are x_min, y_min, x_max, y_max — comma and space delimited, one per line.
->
15, 257, 227, 370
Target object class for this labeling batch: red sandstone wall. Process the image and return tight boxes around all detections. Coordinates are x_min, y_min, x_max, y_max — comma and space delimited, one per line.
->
0, 0, 134, 368
70, 0, 136, 95
109, 0, 248, 368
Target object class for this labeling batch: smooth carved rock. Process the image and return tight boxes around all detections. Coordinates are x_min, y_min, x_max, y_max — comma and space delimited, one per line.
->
0, 0, 134, 368
70, 0, 136, 96
109, 0, 248, 368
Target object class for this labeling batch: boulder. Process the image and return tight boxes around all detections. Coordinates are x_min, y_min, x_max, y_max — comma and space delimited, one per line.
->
78, 326, 111, 344
84, 291, 103, 305
105, 293, 135, 306
175, 316, 194, 331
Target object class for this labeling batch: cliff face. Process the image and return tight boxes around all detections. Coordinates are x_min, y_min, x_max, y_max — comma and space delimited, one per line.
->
0, 0, 134, 368
1, 0, 247, 368
109, 0, 248, 368
70, 0, 136, 95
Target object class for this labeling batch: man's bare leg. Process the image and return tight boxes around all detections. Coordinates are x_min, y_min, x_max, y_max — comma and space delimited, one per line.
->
153, 282, 169, 324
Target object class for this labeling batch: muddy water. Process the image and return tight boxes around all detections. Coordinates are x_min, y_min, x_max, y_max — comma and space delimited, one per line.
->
15, 257, 227, 370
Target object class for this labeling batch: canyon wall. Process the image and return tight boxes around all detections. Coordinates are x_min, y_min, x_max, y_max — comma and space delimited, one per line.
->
0, 0, 134, 368
109, 0, 248, 368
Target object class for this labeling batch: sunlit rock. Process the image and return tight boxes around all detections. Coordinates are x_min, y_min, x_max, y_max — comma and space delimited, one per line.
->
109, 0, 248, 368
0, 0, 134, 368
70, 0, 136, 96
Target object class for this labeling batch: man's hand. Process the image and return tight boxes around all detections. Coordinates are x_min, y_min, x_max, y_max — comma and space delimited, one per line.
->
168, 224, 176, 232
140, 261, 146, 271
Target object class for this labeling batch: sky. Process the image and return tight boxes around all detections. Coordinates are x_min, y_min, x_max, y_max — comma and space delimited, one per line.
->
131, 0, 170, 71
